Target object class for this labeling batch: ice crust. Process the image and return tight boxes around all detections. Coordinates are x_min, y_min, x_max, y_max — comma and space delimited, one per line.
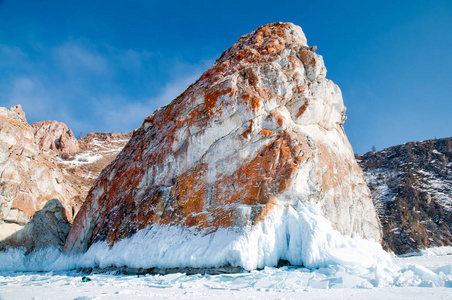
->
5, 201, 386, 272
49, 201, 387, 271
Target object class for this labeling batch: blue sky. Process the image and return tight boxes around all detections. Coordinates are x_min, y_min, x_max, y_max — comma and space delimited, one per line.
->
0, 0, 451, 154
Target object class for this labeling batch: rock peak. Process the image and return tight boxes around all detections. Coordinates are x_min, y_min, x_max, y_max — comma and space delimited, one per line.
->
221, 22, 308, 60
0, 105, 27, 124
244, 22, 308, 47
195, 22, 312, 90
32, 120, 79, 154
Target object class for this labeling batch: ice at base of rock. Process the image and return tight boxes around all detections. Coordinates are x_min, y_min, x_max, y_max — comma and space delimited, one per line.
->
51, 201, 388, 271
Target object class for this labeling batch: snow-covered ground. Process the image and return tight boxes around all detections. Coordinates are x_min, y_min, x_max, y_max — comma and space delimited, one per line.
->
0, 247, 452, 299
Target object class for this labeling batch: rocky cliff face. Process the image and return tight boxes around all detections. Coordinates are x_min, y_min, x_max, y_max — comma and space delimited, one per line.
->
64, 21, 381, 265
0, 105, 131, 252
357, 138, 452, 254
0, 106, 79, 251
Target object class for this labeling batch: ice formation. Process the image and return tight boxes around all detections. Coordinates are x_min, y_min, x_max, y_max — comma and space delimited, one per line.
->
55, 201, 386, 271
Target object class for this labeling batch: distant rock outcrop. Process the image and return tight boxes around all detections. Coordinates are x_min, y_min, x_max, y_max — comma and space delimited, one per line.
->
357, 138, 452, 254
0, 106, 79, 251
58, 132, 132, 200
32, 120, 79, 154
64, 22, 381, 268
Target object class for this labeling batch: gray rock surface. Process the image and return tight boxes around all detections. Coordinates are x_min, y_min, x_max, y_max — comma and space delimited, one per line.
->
357, 137, 452, 254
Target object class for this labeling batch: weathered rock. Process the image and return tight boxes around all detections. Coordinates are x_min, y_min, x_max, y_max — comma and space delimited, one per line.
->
78, 132, 132, 149
0, 105, 80, 251
1, 199, 72, 251
32, 120, 79, 154
357, 137, 452, 254
64, 22, 381, 262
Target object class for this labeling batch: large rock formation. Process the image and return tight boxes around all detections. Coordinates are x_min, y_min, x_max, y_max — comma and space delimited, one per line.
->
64, 22, 381, 268
357, 138, 452, 254
32, 120, 79, 154
0, 106, 79, 251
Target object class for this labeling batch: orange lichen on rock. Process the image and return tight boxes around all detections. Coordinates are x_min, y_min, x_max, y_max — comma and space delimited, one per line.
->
240, 93, 261, 112
267, 111, 285, 128
169, 165, 208, 227
260, 129, 275, 138
242, 120, 254, 139
298, 49, 316, 69
204, 87, 233, 117
202, 132, 309, 226
296, 100, 309, 119
11, 195, 35, 219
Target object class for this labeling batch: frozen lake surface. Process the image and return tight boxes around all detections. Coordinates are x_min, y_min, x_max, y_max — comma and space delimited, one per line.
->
1, 247, 452, 299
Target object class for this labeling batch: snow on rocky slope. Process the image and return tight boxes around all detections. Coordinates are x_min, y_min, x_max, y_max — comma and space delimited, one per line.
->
357, 137, 452, 254
56, 132, 131, 201
63, 22, 381, 271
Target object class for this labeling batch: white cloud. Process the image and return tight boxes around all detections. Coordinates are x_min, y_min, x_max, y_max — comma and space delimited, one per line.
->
8, 76, 46, 111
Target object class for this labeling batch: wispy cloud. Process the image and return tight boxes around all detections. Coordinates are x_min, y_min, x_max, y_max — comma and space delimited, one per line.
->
54, 40, 109, 77
94, 69, 204, 133
0, 38, 214, 135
